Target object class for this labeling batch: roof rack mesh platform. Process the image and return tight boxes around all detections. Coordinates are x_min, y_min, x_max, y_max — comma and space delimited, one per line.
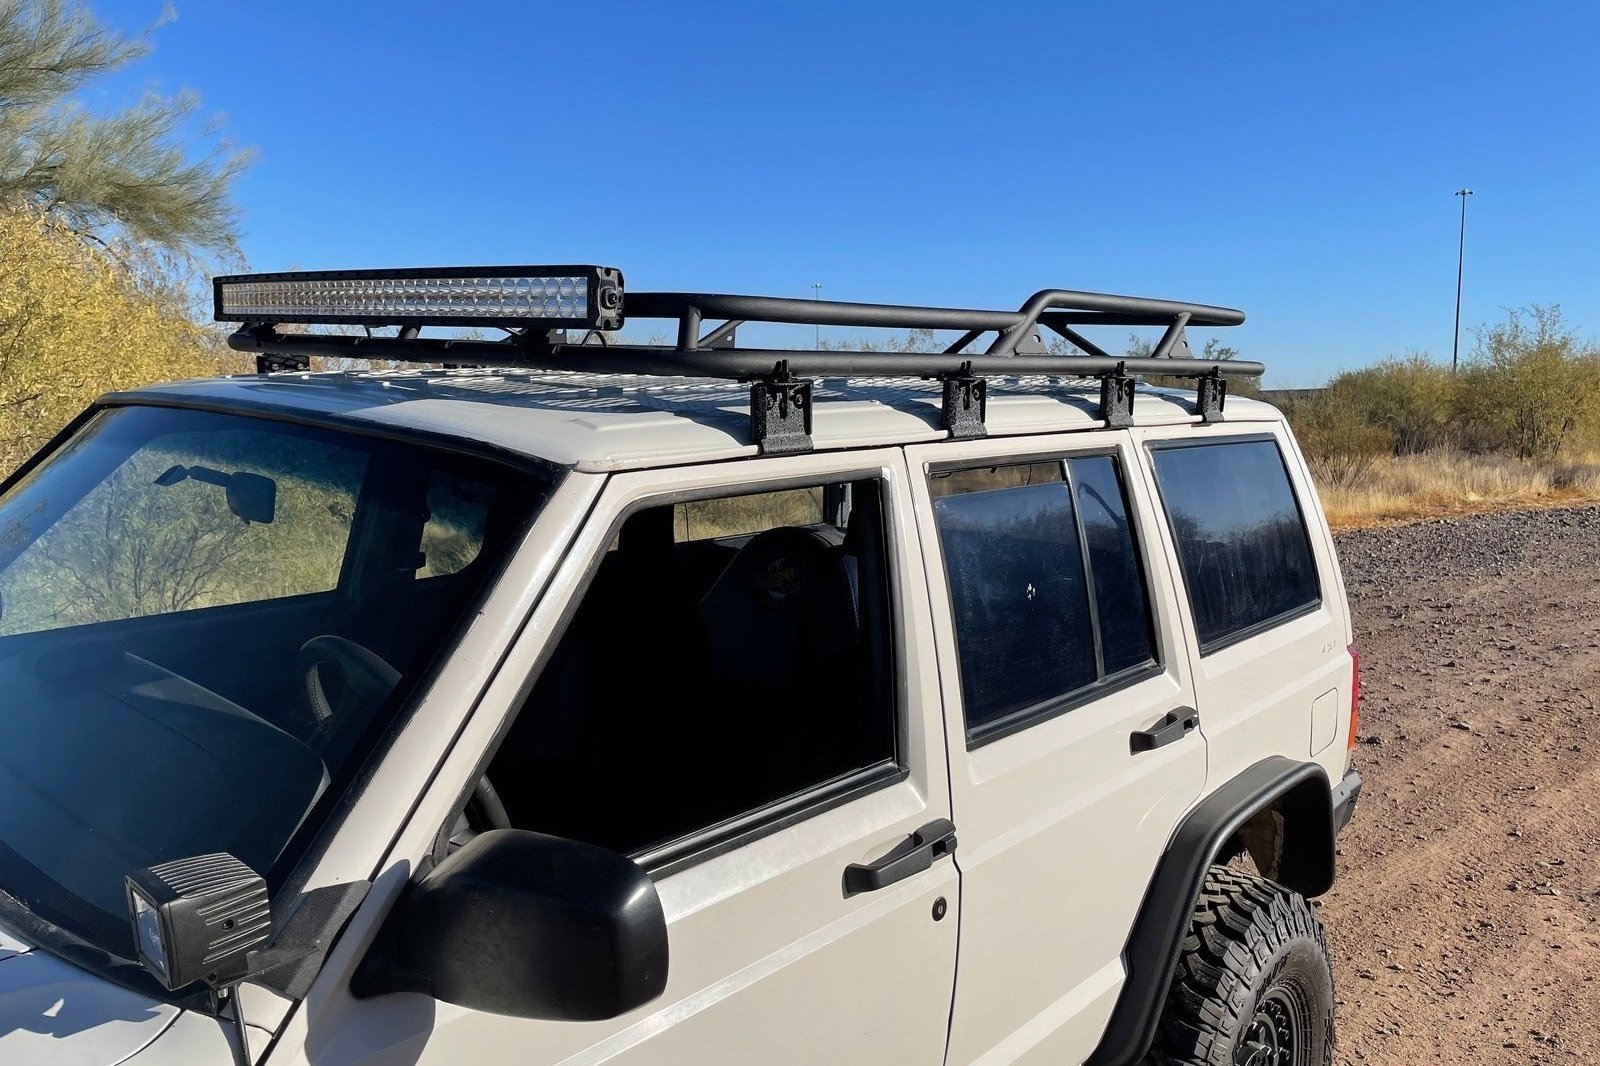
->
215, 266, 1258, 454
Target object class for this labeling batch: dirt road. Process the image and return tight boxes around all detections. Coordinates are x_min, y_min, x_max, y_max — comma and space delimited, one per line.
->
1318, 505, 1600, 1064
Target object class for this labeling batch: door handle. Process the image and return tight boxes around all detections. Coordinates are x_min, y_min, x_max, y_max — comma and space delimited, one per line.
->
1130, 708, 1199, 753
844, 818, 958, 895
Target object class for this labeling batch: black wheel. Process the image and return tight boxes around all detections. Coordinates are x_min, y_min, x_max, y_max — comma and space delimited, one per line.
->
1145, 866, 1334, 1066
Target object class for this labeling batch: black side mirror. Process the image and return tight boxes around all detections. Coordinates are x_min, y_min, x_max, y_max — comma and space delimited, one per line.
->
355, 830, 668, 1021
225, 471, 277, 525
153, 464, 277, 524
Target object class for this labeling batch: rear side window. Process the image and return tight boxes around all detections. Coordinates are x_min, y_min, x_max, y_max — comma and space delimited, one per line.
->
930, 455, 1156, 744
1071, 455, 1155, 674
1150, 438, 1320, 651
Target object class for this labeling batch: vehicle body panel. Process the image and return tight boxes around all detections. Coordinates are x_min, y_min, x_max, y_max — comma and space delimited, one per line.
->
0, 926, 180, 1066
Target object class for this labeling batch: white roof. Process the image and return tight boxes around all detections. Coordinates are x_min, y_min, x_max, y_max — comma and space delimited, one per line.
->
124, 368, 1284, 472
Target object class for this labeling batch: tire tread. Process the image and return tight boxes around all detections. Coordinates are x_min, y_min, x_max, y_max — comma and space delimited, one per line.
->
1143, 866, 1333, 1066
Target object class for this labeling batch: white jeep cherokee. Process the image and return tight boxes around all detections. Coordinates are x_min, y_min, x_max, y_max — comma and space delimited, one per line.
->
0, 267, 1360, 1066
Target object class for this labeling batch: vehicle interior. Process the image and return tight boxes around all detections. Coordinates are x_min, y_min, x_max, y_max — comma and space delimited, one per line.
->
474, 479, 898, 860
0, 406, 545, 948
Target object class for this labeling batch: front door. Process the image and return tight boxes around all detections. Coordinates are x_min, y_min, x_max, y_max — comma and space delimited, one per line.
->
906, 433, 1208, 1065
269, 449, 960, 1065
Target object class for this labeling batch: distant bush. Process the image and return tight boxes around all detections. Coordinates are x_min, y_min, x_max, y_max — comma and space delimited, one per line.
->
1284, 305, 1600, 468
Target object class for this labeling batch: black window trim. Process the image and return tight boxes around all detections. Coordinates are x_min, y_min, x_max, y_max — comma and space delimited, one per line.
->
967, 661, 1165, 749
441, 464, 911, 881
638, 759, 910, 880
1146, 432, 1324, 658
927, 446, 1164, 750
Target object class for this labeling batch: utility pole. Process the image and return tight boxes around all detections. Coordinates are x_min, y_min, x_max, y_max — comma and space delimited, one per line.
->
1452, 188, 1474, 372
811, 282, 822, 347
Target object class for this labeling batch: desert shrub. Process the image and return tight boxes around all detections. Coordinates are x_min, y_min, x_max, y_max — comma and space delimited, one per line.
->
1279, 384, 1389, 476
1456, 305, 1600, 459
1325, 355, 1456, 454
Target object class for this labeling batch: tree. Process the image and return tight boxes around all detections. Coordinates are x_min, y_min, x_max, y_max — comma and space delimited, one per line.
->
0, 205, 226, 472
0, 0, 249, 254
1324, 354, 1455, 454
1458, 304, 1600, 459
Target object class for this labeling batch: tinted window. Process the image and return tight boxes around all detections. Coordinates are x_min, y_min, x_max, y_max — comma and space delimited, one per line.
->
932, 470, 1098, 735
1151, 439, 1320, 650
1068, 455, 1155, 674
492, 480, 895, 862
0, 405, 549, 966
1, 424, 365, 632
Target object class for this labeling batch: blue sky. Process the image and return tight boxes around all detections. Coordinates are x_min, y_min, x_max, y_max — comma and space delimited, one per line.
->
91, 0, 1600, 385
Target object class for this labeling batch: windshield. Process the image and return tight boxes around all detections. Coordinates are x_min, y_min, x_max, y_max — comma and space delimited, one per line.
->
0, 404, 550, 964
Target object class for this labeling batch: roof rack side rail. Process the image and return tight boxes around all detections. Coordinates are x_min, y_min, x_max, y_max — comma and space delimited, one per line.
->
226, 329, 1264, 382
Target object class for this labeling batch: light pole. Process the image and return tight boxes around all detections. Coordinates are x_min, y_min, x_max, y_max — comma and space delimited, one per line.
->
811, 282, 822, 347
1452, 188, 1474, 372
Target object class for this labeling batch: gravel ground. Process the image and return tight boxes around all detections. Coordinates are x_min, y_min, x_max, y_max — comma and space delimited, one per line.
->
1318, 504, 1600, 1064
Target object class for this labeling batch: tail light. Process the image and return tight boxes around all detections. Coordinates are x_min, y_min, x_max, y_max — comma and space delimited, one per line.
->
1346, 644, 1360, 749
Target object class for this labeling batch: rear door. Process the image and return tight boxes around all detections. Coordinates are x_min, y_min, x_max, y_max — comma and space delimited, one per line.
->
906, 433, 1206, 1065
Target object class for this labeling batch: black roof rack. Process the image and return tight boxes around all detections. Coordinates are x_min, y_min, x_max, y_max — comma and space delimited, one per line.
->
222, 279, 1258, 455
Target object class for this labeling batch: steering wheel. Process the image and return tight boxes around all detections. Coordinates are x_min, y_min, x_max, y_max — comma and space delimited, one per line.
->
298, 635, 401, 760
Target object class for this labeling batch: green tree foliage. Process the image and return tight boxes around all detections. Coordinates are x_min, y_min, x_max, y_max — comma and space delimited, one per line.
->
1457, 304, 1600, 459
1322, 354, 1455, 455
0, 0, 248, 254
0, 205, 228, 472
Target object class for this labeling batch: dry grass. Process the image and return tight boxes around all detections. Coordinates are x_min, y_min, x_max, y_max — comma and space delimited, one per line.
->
1312, 450, 1600, 529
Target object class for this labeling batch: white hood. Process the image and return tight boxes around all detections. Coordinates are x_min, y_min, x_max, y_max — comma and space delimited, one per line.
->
0, 924, 179, 1066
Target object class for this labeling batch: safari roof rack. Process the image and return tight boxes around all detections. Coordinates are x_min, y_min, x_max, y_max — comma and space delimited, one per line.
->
215, 266, 1258, 454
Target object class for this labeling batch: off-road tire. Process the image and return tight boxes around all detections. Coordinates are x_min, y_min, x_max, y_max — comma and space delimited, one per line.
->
1144, 866, 1334, 1066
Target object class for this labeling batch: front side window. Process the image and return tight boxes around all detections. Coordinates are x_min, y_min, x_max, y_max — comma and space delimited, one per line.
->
930, 454, 1156, 743
1150, 438, 1320, 651
0, 405, 550, 970
489, 479, 896, 865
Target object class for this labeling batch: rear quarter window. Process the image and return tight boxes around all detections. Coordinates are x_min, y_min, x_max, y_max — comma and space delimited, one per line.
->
1150, 437, 1320, 652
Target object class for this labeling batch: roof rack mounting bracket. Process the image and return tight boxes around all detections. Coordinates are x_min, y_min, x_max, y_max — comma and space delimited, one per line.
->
748, 360, 814, 455
248, 327, 310, 375
937, 361, 988, 439
1196, 368, 1228, 423
1099, 362, 1136, 428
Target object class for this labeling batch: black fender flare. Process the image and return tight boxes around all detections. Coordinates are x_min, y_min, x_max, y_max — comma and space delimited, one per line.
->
1085, 755, 1336, 1066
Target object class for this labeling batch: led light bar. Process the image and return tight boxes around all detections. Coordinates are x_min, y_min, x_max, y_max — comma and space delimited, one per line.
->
213, 265, 624, 330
